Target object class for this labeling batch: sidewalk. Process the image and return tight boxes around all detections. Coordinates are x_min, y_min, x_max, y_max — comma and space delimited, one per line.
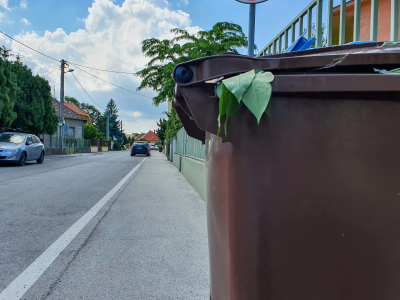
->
46, 152, 210, 300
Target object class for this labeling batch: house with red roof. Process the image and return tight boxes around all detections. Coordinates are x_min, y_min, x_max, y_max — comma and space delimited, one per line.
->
138, 131, 159, 143
52, 99, 89, 138
64, 102, 92, 125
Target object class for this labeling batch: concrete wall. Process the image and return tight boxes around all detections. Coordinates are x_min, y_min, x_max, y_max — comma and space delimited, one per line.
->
76, 147, 91, 153
65, 119, 85, 138
173, 154, 182, 171
45, 148, 63, 155
180, 156, 206, 201
91, 146, 98, 153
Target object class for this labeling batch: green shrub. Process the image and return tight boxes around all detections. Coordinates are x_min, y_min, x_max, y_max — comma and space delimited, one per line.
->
84, 125, 98, 139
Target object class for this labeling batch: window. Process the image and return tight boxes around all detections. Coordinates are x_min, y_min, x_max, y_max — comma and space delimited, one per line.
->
0, 133, 26, 144
67, 127, 75, 137
26, 136, 34, 145
33, 136, 41, 144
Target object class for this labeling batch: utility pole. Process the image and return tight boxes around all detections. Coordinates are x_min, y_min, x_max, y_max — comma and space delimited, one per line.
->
59, 59, 65, 151
235, 0, 268, 57
106, 110, 110, 141
248, 4, 256, 57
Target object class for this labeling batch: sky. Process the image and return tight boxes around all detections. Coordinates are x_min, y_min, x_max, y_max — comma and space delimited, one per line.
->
0, 0, 346, 135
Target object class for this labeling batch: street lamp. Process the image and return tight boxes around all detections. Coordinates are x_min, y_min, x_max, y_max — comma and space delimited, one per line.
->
235, 0, 269, 57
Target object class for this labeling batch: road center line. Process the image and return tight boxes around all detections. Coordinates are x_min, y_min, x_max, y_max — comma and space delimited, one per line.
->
0, 158, 147, 300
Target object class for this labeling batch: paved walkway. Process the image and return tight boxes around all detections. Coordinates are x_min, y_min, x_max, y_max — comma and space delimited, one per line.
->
45, 152, 210, 300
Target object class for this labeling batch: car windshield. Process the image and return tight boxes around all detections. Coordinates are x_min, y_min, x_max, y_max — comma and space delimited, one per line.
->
0, 133, 26, 144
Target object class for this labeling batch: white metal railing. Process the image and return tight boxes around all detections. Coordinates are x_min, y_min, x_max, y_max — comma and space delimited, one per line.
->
257, 0, 400, 57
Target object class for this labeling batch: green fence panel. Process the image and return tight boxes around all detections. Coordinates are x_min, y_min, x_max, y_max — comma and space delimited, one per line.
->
176, 128, 186, 155
175, 127, 205, 161
185, 135, 205, 160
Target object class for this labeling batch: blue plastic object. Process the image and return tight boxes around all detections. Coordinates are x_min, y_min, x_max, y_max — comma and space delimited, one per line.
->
345, 41, 377, 45
284, 34, 317, 53
299, 37, 317, 51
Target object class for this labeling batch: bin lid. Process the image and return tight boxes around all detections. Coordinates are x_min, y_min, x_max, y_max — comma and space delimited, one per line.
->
173, 42, 400, 143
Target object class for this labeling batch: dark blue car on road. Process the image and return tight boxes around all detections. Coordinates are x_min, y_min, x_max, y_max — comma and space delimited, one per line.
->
131, 142, 150, 156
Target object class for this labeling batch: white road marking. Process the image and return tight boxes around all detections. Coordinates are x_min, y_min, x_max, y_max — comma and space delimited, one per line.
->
0, 158, 147, 300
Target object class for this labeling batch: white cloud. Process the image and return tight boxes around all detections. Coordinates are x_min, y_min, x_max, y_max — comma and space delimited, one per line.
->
0, 0, 9, 10
133, 111, 142, 118
20, 0, 27, 9
181, 0, 188, 5
0, 11, 4, 22
10, 0, 198, 133
21, 18, 30, 25
124, 118, 159, 135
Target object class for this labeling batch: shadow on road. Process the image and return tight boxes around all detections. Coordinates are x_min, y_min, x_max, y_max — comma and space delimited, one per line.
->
0, 162, 38, 168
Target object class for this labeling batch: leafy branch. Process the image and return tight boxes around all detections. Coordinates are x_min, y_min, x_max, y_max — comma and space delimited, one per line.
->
217, 70, 274, 135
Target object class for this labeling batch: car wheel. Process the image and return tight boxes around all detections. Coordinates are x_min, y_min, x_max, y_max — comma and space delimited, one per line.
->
37, 151, 44, 164
17, 152, 27, 166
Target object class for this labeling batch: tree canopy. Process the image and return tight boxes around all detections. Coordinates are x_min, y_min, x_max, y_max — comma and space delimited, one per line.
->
0, 50, 58, 135
136, 22, 251, 106
65, 96, 102, 127
156, 117, 167, 145
83, 124, 98, 139
0, 57, 17, 127
65, 96, 81, 108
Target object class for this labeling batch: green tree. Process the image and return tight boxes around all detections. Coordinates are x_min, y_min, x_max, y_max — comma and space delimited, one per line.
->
10, 60, 57, 135
0, 58, 17, 127
136, 22, 250, 106
95, 99, 123, 142
0, 46, 13, 60
106, 98, 118, 117
122, 133, 128, 145
81, 103, 102, 127
156, 117, 167, 145
84, 124, 98, 139
65, 96, 81, 108
165, 109, 183, 158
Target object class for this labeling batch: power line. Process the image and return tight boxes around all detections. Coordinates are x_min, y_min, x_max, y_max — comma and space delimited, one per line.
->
70, 72, 105, 110
64, 76, 90, 106
66, 61, 137, 74
44, 66, 60, 77
8, 50, 58, 69
0, 31, 59, 62
69, 63, 153, 99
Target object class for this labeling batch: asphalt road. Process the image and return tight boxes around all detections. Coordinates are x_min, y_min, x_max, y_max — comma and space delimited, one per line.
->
0, 151, 209, 299
0, 151, 144, 298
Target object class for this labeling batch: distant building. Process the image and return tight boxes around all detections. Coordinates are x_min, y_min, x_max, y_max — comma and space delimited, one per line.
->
52, 99, 88, 138
137, 131, 159, 143
332, 0, 399, 44
135, 133, 146, 141
64, 102, 92, 124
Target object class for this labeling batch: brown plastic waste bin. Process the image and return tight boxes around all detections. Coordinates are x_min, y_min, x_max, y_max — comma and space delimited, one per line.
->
173, 43, 400, 300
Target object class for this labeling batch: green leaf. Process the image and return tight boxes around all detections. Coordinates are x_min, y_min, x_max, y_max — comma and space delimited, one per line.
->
217, 83, 230, 135
222, 70, 255, 103
224, 94, 243, 136
259, 71, 274, 83
241, 72, 274, 124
